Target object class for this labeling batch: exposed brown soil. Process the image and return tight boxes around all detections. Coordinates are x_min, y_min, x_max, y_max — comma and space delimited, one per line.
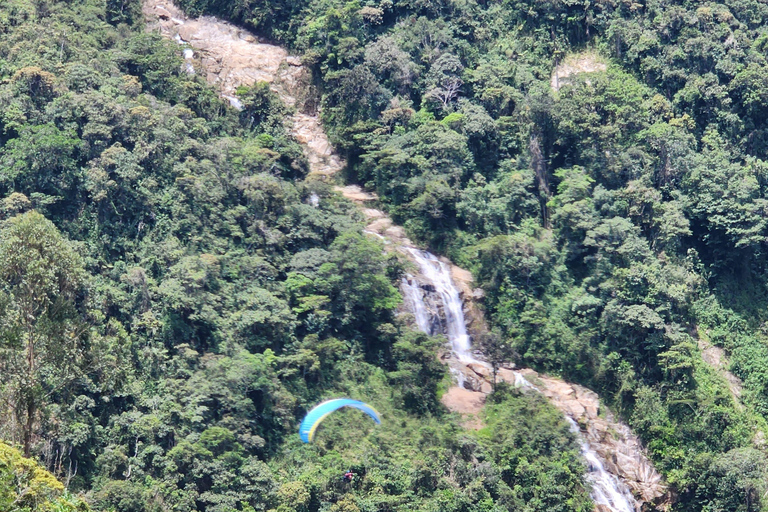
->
440, 387, 486, 430
551, 52, 607, 91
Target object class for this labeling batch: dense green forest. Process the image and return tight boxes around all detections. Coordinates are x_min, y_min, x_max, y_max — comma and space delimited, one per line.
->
2, 0, 768, 509
175, 0, 768, 507
0, 0, 596, 511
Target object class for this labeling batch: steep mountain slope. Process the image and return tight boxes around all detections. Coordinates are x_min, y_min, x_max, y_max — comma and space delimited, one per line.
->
163, 0, 768, 509
0, 1, 596, 511
3, 0, 768, 510
140, 1, 669, 508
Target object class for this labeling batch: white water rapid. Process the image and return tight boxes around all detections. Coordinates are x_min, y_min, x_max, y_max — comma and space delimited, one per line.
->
404, 247, 639, 512
566, 418, 637, 512
406, 249, 472, 360
401, 276, 431, 334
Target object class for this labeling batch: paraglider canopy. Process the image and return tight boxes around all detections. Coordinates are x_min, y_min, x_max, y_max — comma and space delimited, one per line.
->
299, 399, 381, 443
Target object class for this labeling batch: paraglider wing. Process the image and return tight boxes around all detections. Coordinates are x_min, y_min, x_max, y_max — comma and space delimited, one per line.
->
299, 399, 381, 443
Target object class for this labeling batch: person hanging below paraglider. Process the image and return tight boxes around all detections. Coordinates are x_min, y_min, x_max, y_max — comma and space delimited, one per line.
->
342, 470, 354, 483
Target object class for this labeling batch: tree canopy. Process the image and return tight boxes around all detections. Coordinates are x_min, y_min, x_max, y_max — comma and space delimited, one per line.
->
4, 0, 768, 510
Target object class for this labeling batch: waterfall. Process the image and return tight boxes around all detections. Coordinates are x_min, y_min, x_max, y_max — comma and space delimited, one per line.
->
222, 94, 243, 110
403, 247, 640, 512
566, 417, 637, 512
406, 249, 472, 360
401, 276, 431, 334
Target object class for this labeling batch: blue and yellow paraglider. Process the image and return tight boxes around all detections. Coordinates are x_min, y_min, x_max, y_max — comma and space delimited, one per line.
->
299, 399, 381, 443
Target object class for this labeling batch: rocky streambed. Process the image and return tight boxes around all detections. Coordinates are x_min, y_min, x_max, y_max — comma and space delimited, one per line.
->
400, 249, 670, 511
460, 364, 670, 508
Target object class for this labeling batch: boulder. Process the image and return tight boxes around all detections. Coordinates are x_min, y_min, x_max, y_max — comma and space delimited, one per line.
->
467, 362, 491, 378
561, 399, 587, 419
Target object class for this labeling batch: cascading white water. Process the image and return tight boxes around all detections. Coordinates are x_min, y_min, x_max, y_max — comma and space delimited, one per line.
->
406, 249, 472, 360
566, 417, 637, 512
363, 229, 388, 243
401, 276, 431, 334
222, 94, 243, 110
403, 247, 639, 512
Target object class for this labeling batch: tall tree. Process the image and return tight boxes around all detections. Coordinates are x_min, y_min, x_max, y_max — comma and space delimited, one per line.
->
0, 211, 86, 456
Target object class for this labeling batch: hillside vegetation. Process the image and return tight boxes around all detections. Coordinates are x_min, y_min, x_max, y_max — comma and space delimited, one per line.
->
0, 1, 595, 511
170, 0, 768, 509
3, 0, 768, 509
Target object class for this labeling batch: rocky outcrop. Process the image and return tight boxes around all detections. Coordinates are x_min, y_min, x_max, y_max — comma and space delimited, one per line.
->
452, 362, 672, 510
440, 387, 485, 430
143, 0, 342, 179
697, 329, 743, 406
449, 264, 488, 340
550, 51, 607, 91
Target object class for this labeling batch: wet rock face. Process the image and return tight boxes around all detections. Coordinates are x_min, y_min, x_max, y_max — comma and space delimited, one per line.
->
448, 263, 488, 341
532, 372, 667, 506
400, 272, 488, 343
400, 275, 443, 336
145, 0, 293, 95
397, 260, 487, 343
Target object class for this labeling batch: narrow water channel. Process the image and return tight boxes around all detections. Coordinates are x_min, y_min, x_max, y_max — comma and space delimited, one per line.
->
403, 248, 639, 512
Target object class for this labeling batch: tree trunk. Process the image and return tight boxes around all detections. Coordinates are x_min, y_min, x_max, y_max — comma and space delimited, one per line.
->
23, 326, 36, 457
24, 397, 34, 457
529, 134, 550, 228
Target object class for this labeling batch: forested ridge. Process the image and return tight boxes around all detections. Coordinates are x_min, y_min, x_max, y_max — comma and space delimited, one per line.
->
1, 0, 768, 510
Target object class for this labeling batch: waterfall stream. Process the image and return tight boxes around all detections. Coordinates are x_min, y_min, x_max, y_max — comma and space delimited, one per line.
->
401, 276, 431, 334
406, 249, 472, 360
566, 418, 637, 512
404, 247, 639, 512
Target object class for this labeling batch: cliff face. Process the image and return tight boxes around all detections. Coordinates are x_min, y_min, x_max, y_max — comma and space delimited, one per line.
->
142, 2, 670, 509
